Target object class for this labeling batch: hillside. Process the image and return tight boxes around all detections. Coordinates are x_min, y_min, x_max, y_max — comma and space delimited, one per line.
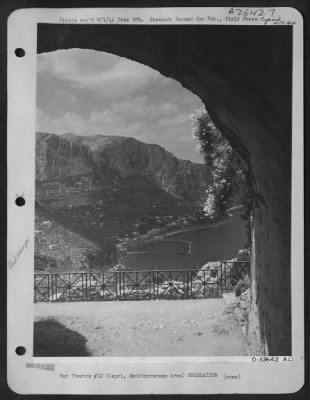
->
35, 132, 211, 271
36, 132, 210, 202
35, 204, 106, 272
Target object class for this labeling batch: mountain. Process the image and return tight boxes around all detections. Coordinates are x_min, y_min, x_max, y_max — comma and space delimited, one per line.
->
36, 132, 210, 202
36, 132, 94, 181
35, 132, 211, 271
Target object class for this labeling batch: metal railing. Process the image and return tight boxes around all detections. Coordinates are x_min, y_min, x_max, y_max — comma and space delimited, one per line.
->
34, 261, 250, 303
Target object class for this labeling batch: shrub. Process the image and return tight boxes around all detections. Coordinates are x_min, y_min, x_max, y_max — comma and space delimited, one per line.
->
34, 254, 57, 271
234, 274, 251, 297
237, 249, 250, 262
191, 106, 254, 245
229, 260, 251, 286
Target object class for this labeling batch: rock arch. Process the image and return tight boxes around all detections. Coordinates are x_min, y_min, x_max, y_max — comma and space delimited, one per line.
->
38, 23, 292, 354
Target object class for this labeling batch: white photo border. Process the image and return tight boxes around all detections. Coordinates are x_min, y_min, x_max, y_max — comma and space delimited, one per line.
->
7, 7, 304, 395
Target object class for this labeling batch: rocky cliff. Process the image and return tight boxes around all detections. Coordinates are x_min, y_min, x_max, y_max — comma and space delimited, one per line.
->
36, 132, 93, 181
36, 132, 209, 202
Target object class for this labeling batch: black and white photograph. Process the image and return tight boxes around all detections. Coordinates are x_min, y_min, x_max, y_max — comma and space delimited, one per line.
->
6, 6, 304, 395
33, 20, 292, 358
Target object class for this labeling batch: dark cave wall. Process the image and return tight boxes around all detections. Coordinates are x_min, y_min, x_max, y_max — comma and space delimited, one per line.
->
38, 24, 292, 355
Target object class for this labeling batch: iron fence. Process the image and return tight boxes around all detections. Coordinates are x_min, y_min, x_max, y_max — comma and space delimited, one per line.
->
34, 269, 222, 302
34, 261, 250, 303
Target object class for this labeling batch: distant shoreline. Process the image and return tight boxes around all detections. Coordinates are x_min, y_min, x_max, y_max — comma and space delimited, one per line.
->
164, 213, 240, 238
123, 207, 243, 250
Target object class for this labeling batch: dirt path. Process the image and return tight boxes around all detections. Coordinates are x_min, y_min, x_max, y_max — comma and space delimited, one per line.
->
34, 299, 248, 357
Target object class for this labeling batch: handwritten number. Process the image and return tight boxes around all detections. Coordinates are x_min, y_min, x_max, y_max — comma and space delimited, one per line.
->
269, 9, 275, 17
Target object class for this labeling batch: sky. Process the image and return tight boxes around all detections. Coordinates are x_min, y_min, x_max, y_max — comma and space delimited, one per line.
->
36, 49, 203, 163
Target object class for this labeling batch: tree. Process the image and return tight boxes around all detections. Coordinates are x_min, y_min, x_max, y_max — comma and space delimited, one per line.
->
191, 106, 251, 221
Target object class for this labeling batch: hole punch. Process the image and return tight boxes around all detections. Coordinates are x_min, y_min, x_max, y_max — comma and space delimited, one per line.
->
15, 346, 26, 356
15, 48, 25, 57
15, 196, 25, 206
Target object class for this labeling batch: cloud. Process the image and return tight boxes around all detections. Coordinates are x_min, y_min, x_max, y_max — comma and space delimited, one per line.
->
37, 109, 88, 135
37, 49, 162, 98
38, 95, 192, 136
158, 114, 189, 127
36, 49, 203, 162
36, 94, 202, 163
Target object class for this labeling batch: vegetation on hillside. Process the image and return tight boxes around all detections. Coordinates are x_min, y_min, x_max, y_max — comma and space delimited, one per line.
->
191, 106, 253, 245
